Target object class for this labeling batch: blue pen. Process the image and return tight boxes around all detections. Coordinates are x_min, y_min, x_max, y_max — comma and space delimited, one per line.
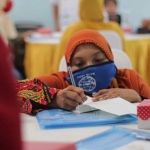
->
67, 62, 76, 86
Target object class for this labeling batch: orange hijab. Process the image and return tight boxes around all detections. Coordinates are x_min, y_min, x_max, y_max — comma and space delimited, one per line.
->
38, 30, 150, 99
65, 29, 113, 63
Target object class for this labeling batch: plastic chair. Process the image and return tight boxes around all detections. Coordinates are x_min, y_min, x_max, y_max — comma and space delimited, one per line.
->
112, 48, 132, 69
59, 48, 132, 71
59, 56, 67, 71
99, 30, 123, 50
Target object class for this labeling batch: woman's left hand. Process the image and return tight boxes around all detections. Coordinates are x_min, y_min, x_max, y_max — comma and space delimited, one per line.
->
92, 88, 142, 103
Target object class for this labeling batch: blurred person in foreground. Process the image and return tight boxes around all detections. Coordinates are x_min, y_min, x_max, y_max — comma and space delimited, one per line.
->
55, 0, 124, 70
0, 36, 21, 150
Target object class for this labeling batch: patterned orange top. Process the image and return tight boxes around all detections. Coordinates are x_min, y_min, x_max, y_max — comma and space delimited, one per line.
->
16, 78, 59, 115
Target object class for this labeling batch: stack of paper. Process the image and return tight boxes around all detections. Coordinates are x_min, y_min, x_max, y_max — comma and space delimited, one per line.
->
74, 97, 137, 116
36, 97, 137, 129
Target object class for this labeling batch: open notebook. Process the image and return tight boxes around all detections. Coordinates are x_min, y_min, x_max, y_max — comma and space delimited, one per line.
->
74, 96, 137, 116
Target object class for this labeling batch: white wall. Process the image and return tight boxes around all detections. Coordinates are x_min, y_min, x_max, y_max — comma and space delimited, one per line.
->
9, 0, 150, 30
9, 0, 54, 28
118, 0, 150, 29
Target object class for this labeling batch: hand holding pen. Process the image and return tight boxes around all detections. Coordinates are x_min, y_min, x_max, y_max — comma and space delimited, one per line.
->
67, 62, 95, 98
50, 63, 87, 111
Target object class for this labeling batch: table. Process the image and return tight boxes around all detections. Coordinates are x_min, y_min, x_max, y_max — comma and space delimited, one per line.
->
22, 114, 142, 142
24, 32, 62, 78
25, 40, 59, 78
24, 33, 150, 86
21, 113, 111, 142
21, 104, 150, 149
124, 34, 150, 86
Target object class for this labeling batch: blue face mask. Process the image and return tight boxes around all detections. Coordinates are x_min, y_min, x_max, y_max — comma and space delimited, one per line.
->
66, 61, 117, 96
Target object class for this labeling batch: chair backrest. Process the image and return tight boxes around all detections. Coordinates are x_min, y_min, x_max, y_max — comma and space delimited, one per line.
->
111, 48, 132, 69
59, 56, 67, 71
99, 30, 123, 50
59, 49, 132, 71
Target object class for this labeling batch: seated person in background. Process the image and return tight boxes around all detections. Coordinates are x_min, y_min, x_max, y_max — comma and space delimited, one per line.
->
3, 0, 13, 12
55, 0, 124, 70
16, 30, 150, 115
0, 0, 18, 43
0, 0, 35, 42
0, 0, 36, 79
0, 37, 21, 150
50, 0, 79, 31
0, 0, 24, 79
137, 19, 150, 34
50, 0, 60, 31
104, 0, 121, 25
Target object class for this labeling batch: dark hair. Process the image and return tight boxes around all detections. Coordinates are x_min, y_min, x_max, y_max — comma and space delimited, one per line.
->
104, 0, 117, 5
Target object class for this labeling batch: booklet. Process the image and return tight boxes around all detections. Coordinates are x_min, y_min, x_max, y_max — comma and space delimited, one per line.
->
76, 127, 150, 150
36, 108, 137, 129
36, 97, 137, 129
74, 96, 137, 116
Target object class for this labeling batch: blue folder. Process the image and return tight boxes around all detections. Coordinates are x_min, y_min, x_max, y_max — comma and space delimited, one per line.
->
76, 127, 150, 150
36, 109, 137, 129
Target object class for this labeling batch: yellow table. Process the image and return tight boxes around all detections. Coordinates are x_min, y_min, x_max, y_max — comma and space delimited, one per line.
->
24, 42, 59, 78
124, 34, 150, 86
24, 34, 150, 86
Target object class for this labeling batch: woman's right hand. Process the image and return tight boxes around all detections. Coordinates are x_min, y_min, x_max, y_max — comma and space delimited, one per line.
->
51, 86, 87, 110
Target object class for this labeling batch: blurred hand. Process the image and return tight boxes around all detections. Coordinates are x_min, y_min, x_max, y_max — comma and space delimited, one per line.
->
51, 86, 87, 110
92, 88, 142, 103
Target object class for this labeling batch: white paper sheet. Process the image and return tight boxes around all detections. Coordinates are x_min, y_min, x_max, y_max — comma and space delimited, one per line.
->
74, 96, 97, 114
74, 96, 137, 116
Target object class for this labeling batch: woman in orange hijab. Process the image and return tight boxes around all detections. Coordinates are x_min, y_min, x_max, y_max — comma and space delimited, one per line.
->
18, 30, 150, 114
